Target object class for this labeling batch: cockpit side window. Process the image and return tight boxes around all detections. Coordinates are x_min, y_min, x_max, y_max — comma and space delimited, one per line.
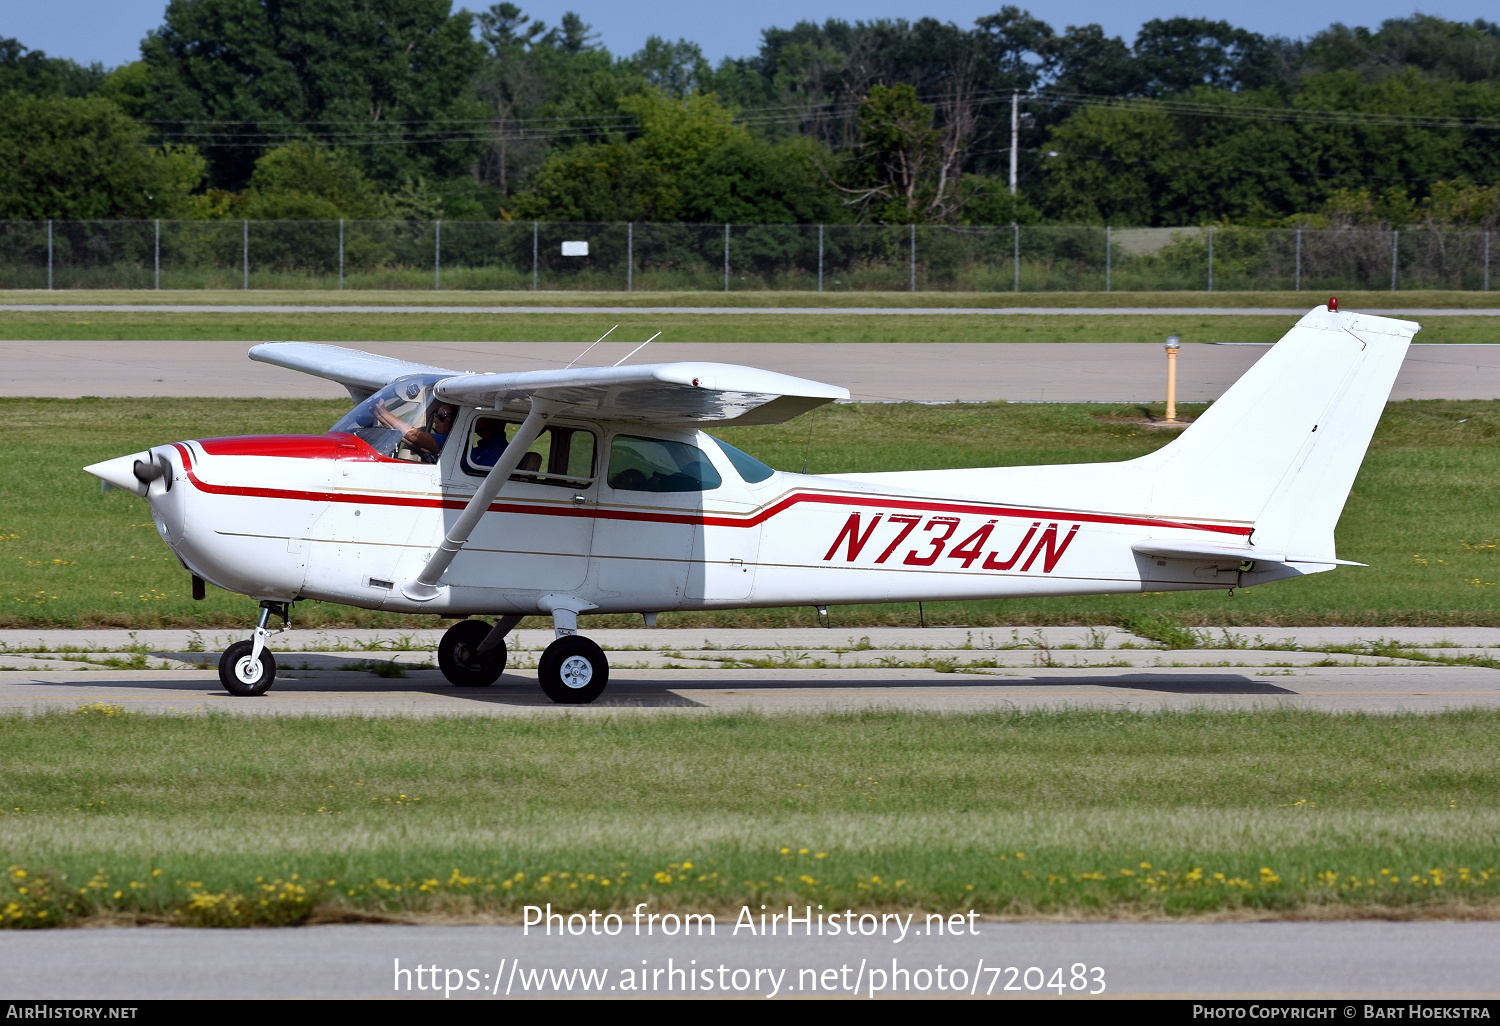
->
607, 435, 723, 493
463, 417, 597, 486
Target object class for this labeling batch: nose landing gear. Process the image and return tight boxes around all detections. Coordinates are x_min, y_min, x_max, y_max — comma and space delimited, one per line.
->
218, 601, 289, 697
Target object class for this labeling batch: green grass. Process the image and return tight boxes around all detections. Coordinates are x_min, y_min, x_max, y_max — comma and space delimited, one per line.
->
0, 310, 1300, 344
1, 708, 1496, 926
4, 288, 1498, 308
4, 396, 1497, 629
4, 311, 1496, 345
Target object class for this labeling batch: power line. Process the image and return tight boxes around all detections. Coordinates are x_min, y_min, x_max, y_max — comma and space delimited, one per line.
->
138, 81, 1500, 152
1037, 146, 1498, 189
1037, 89, 1500, 131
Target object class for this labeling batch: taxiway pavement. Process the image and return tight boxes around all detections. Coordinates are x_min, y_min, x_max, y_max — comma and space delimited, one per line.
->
2, 627, 1496, 715
3, 340, 1499, 401
1, 921, 1496, 999
4, 302, 1500, 316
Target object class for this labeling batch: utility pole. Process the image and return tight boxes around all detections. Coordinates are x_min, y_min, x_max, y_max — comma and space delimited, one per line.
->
1009, 92, 1019, 196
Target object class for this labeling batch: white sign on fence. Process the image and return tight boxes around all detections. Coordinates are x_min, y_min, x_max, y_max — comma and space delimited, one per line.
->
561, 241, 589, 256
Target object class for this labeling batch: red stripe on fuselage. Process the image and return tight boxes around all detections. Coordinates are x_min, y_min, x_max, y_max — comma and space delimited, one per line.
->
170, 441, 1253, 538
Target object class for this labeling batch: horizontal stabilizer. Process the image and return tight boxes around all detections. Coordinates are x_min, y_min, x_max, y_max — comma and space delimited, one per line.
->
249, 343, 459, 402
435, 362, 849, 424
1132, 540, 1284, 563
1131, 540, 1365, 567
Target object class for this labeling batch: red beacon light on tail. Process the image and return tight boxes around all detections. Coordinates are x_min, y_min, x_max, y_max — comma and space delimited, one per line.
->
1328, 296, 1339, 311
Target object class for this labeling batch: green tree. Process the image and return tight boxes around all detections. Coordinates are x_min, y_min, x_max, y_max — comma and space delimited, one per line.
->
1131, 18, 1274, 95
834, 84, 966, 223
1163, 70, 1500, 224
513, 141, 646, 220
472, 5, 631, 199
1045, 25, 1141, 96
1303, 15, 1500, 83
630, 37, 712, 99
511, 89, 842, 223
475, 2, 550, 196
143, 0, 486, 190
0, 93, 203, 219
973, 7, 1054, 90
680, 135, 842, 223
513, 90, 743, 221
95, 62, 151, 120
241, 141, 386, 220
1417, 180, 1500, 230
1039, 104, 1182, 224
0, 38, 106, 98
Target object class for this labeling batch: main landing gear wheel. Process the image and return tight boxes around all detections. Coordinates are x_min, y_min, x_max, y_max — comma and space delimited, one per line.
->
438, 619, 507, 687
219, 640, 276, 697
538, 635, 609, 704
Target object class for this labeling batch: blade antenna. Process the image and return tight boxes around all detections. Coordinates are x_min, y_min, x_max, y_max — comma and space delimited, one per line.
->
613, 331, 661, 367
564, 324, 618, 369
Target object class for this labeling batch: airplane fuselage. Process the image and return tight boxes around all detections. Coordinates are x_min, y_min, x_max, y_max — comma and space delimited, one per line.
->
141, 418, 1298, 620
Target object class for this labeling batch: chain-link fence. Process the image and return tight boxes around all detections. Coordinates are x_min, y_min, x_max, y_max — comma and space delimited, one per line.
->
0, 220, 1493, 292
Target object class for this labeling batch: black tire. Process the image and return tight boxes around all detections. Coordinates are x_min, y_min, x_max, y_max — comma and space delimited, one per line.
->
218, 640, 276, 697
537, 635, 609, 704
438, 620, 507, 687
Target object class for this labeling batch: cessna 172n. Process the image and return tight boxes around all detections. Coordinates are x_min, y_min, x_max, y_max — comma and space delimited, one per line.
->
85, 303, 1415, 704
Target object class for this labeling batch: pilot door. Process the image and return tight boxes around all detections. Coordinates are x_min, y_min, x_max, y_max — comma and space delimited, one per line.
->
438, 413, 598, 594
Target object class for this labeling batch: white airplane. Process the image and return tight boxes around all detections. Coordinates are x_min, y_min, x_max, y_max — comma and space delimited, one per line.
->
86, 303, 1415, 703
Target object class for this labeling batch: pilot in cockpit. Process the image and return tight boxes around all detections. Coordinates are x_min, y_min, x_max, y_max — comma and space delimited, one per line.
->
374, 399, 456, 460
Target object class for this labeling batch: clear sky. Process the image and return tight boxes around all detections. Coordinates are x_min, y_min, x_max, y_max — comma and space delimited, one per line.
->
2, 0, 1495, 70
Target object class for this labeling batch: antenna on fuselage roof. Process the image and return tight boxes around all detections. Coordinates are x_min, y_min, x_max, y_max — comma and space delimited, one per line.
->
564, 324, 618, 369
613, 331, 662, 367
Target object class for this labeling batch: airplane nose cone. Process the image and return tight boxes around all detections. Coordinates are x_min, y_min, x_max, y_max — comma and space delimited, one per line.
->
85, 452, 152, 496
86, 448, 187, 546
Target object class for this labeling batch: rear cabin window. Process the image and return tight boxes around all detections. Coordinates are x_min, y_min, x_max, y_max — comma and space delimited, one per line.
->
710, 437, 775, 483
463, 417, 596, 486
607, 436, 723, 493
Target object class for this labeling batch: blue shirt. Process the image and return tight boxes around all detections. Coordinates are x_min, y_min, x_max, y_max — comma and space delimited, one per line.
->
470, 435, 507, 468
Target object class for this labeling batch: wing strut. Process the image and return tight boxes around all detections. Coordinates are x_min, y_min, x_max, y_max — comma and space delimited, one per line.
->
401, 396, 561, 602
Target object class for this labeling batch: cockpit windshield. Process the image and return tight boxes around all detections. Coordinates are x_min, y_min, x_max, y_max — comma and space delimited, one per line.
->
329, 374, 454, 463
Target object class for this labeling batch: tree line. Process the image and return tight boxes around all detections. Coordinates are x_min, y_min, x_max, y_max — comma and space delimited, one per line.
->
1, 2, 1498, 229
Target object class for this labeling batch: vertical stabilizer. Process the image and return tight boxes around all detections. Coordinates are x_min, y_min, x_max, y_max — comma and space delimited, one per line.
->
829, 305, 1416, 567
1133, 305, 1416, 559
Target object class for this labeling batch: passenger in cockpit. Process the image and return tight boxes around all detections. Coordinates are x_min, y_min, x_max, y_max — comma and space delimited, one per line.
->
468, 417, 508, 468
374, 399, 456, 459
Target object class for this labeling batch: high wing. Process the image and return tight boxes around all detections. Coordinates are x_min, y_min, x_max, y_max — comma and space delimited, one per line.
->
435, 363, 848, 425
249, 342, 460, 402
249, 343, 849, 425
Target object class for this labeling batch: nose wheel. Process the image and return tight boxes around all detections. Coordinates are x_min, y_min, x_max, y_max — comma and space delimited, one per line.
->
218, 601, 288, 697
538, 635, 609, 704
219, 640, 276, 696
